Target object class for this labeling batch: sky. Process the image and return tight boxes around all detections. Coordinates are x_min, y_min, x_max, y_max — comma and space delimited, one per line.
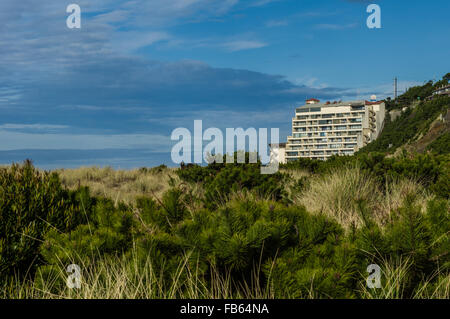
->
0, 0, 449, 169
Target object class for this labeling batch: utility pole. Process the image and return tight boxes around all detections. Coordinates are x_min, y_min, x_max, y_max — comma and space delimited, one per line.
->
394, 77, 398, 100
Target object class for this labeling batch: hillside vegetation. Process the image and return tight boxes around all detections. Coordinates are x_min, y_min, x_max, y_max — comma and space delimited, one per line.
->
361, 73, 450, 155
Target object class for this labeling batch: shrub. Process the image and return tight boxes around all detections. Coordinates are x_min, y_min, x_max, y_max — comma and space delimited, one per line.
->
40, 198, 134, 266
176, 155, 288, 209
355, 196, 449, 298
0, 160, 92, 278
264, 215, 358, 298
427, 131, 450, 155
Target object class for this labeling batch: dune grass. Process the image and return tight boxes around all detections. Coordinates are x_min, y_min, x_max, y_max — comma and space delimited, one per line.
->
57, 165, 179, 205
3, 248, 448, 299
293, 166, 432, 228
359, 255, 450, 299
1, 247, 276, 299
2, 162, 446, 299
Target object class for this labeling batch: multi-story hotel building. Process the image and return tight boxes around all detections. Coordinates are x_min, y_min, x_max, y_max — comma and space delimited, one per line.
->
284, 98, 385, 162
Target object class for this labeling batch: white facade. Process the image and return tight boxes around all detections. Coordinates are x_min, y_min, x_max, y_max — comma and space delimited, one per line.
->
285, 100, 385, 161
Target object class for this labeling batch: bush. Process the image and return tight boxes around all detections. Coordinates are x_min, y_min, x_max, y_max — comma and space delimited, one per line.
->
40, 198, 134, 266
427, 132, 450, 155
354, 196, 449, 298
0, 160, 92, 278
176, 154, 288, 209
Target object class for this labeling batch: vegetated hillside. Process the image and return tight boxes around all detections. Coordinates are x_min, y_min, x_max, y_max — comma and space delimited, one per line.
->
360, 73, 450, 155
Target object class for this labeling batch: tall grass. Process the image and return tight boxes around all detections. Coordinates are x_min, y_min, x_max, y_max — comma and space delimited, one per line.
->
1, 247, 275, 299
359, 255, 450, 299
58, 166, 179, 205
294, 166, 432, 228
294, 167, 382, 227
4, 249, 447, 299
381, 177, 432, 222
359, 256, 413, 299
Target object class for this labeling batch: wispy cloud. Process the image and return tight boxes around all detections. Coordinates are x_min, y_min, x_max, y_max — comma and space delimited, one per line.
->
314, 23, 358, 30
157, 33, 269, 53
249, 0, 282, 7
266, 19, 288, 27
0, 124, 69, 131
222, 40, 268, 52
0, 130, 171, 151
111, 31, 171, 53
295, 11, 339, 18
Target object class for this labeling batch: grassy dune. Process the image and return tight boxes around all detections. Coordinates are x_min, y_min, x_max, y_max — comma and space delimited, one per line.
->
1, 157, 448, 299
57, 165, 179, 205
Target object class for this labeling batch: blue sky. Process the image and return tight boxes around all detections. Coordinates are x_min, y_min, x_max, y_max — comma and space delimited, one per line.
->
0, 0, 449, 168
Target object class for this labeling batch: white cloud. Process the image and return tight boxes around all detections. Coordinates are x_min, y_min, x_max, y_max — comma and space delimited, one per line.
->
111, 31, 171, 53
0, 124, 69, 130
314, 23, 358, 30
0, 130, 172, 151
222, 40, 268, 52
266, 19, 288, 27
250, 0, 281, 7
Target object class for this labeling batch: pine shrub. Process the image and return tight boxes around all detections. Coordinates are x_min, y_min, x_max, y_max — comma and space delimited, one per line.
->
0, 160, 92, 278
